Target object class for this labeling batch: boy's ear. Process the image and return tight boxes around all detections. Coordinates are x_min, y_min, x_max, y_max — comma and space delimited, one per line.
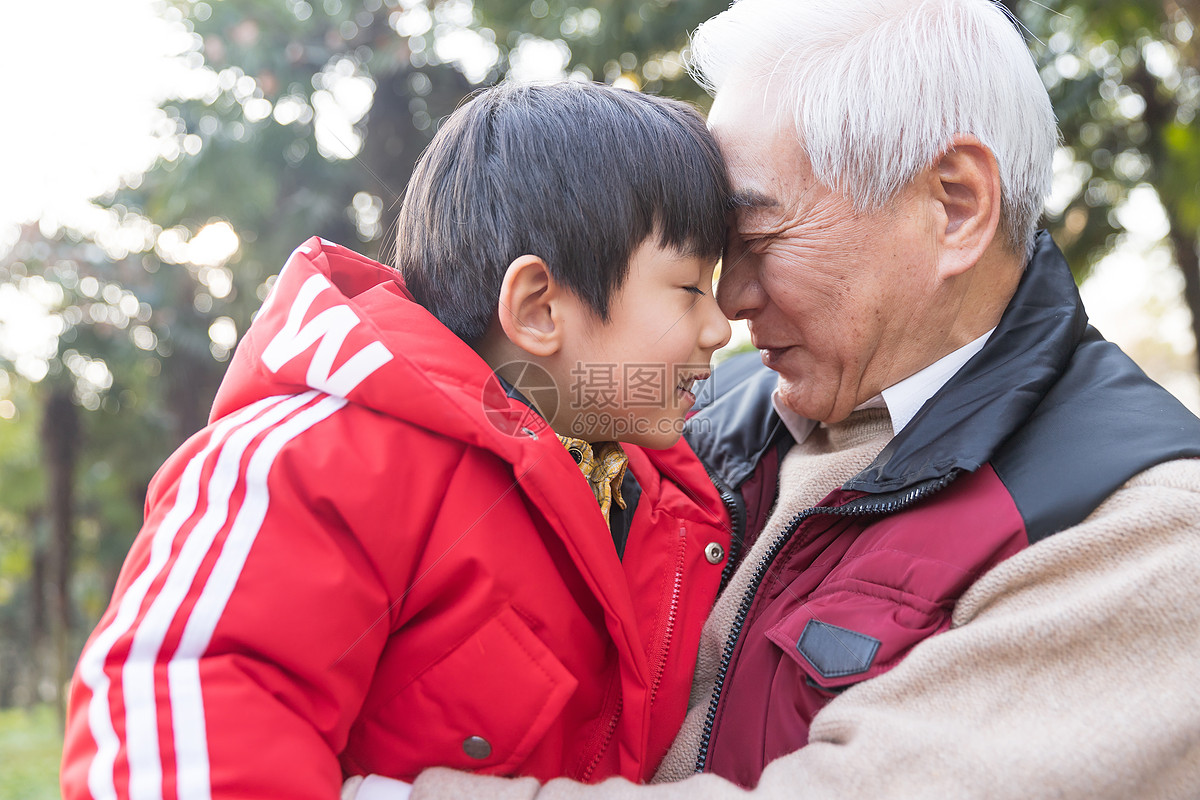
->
928, 135, 1003, 279
496, 255, 566, 357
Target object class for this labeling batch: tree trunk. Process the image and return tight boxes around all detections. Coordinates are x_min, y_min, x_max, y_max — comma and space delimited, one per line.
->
26, 514, 48, 708
30, 517, 46, 654
1163, 0, 1200, 370
41, 384, 79, 721
1171, 230, 1200, 373
1124, 50, 1200, 375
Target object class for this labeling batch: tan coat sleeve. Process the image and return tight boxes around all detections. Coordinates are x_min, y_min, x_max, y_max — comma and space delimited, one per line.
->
411, 460, 1200, 800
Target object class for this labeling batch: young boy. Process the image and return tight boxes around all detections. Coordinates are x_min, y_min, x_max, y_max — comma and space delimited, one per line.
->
60, 82, 734, 800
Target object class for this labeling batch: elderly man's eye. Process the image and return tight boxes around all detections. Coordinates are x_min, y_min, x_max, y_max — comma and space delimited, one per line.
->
741, 235, 772, 253
723, 231, 772, 265
728, 232, 760, 248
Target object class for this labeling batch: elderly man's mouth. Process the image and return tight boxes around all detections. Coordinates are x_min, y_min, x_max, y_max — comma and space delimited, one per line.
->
759, 347, 794, 368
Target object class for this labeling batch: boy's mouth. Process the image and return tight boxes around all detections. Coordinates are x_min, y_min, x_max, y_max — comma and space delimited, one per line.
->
676, 371, 711, 404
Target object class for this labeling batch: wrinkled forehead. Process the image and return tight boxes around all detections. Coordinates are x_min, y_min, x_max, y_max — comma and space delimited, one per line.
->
707, 84, 822, 218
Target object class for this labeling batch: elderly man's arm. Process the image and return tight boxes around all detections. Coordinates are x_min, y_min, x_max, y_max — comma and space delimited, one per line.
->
410, 459, 1200, 800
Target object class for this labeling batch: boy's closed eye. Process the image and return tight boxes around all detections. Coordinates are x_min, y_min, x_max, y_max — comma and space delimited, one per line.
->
683, 285, 707, 296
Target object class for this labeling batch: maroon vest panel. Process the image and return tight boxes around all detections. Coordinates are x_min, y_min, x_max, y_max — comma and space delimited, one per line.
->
706, 465, 1027, 787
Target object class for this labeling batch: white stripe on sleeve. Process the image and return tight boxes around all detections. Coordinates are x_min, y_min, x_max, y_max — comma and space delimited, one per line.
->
171, 394, 348, 800
80, 395, 288, 800
123, 390, 320, 800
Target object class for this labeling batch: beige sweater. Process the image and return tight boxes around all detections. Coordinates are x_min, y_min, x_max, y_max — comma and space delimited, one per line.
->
413, 410, 1200, 800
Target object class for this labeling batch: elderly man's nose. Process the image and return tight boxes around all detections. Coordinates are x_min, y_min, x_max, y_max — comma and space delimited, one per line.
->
716, 258, 762, 320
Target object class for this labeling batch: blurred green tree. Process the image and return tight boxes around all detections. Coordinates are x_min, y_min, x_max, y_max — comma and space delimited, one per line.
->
1009, 0, 1200, 367
0, 0, 476, 708
475, 0, 723, 103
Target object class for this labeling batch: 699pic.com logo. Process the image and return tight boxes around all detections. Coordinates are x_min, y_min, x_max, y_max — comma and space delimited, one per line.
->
480, 361, 558, 439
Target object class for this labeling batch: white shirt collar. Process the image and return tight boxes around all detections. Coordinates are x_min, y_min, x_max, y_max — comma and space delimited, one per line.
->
770, 328, 996, 445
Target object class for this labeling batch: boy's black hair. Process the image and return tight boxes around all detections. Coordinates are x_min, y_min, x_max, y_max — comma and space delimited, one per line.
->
395, 81, 731, 344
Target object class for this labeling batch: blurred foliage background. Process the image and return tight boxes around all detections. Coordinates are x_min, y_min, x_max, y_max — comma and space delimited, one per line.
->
0, 0, 1197, 792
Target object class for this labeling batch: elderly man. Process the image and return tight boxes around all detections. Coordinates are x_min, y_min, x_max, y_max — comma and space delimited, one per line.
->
390, 0, 1200, 798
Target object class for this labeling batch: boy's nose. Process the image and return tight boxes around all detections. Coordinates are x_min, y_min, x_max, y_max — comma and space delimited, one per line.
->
702, 296, 733, 351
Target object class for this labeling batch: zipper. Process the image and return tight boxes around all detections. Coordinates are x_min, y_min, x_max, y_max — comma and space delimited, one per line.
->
693, 471, 959, 774
647, 523, 688, 707
580, 693, 623, 781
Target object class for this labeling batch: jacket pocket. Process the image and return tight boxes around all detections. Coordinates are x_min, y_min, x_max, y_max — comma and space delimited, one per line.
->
764, 581, 950, 695
373, 604, 579, 775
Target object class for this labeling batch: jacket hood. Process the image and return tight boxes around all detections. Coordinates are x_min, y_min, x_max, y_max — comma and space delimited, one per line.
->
211, 237, 546, 459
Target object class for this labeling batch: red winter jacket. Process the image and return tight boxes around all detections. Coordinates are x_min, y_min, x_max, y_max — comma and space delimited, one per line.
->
61, 238, 731, 799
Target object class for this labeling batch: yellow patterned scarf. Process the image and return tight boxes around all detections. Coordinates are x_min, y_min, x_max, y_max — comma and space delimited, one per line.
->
557, 436, 628, 522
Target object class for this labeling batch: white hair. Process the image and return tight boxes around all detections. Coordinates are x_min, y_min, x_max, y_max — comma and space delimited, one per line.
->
689, 0, 1058, 254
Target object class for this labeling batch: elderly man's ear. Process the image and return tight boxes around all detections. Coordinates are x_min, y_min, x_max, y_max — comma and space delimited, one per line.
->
927, 135, 1005, 279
